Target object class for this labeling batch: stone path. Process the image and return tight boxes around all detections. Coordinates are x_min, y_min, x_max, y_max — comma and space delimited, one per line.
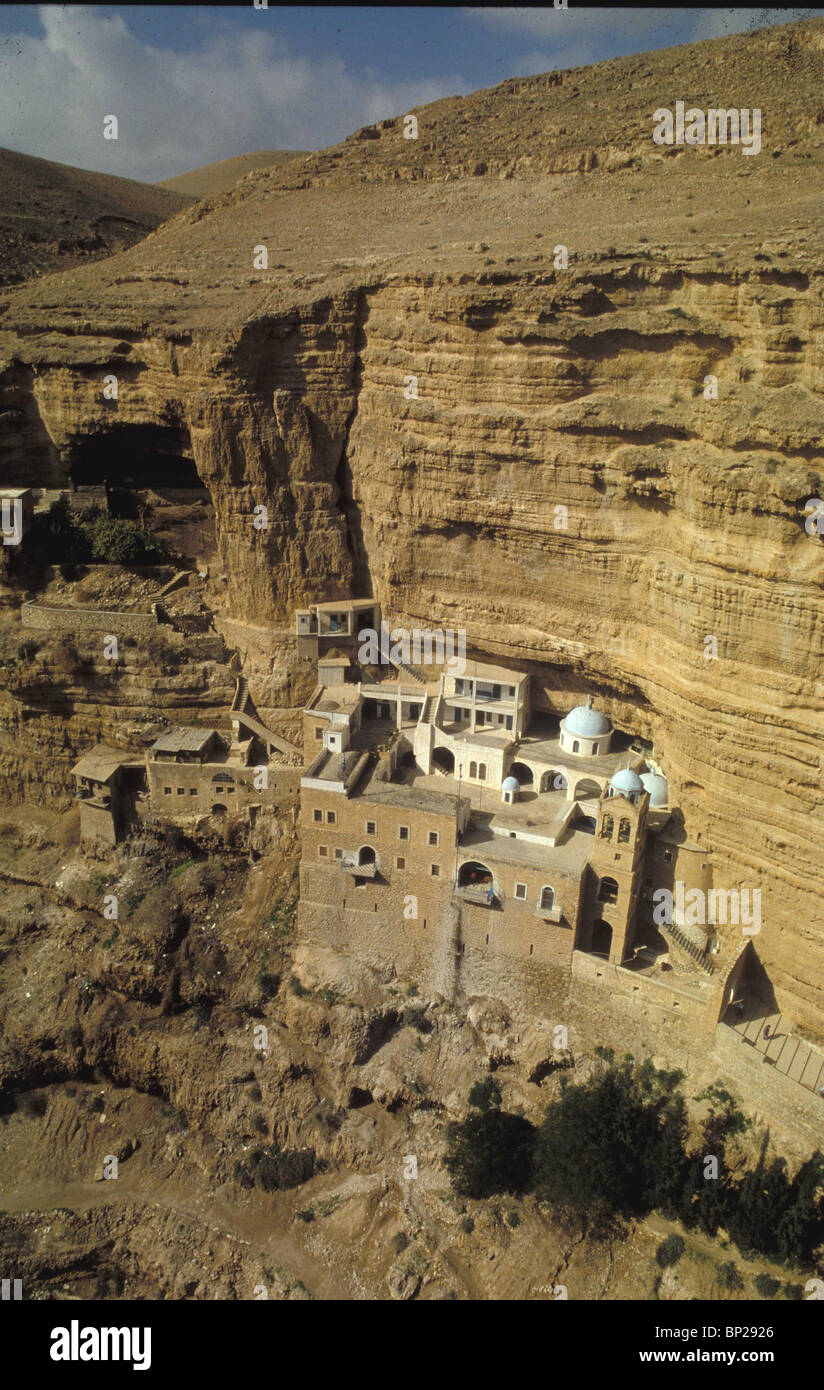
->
726, 1000, 824, 1097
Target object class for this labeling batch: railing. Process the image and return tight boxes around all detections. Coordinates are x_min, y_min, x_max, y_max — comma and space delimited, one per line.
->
454, 882, 499, 906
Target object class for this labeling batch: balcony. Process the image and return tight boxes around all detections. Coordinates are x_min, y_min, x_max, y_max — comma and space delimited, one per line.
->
454, 882, 499, 907
534, 903, 563, 924
339, 851, 377, 878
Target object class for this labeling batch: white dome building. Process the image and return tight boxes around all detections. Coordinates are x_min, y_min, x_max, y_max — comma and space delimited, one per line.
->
501, 774, 520, 805
607, 767, 645, 804
640, 771, 669, 808
559, 696, 612, 758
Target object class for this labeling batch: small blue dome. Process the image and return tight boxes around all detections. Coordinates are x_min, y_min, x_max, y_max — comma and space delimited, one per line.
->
563, 700, 611, 738
640, 771, 669, 807
610, 767, 644, 796
502, 775, 520, 792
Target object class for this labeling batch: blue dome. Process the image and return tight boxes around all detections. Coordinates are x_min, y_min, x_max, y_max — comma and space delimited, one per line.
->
563, 701, 611, 738
640, 771, 669, 807
502, 776, 520, 792
610, 767, 644, 796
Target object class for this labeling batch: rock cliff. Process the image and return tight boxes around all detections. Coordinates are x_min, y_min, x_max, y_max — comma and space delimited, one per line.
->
0, 18, 823, 1036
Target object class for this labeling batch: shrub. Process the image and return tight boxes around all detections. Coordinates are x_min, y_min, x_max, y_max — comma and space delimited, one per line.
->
17, 640, 39, 662
656, 1234, 686, 1268
460, 1216, 475, 1234
289, 974, 306, 997
505, 1209, 521, 1229
468, 1076, 502, 1113
754, 1274, 780, 1299
783, 1283, 804, 1300
257, 971, 279, 1001
446, 1096, 535, 1200
245, 1144, 316, 1193
402, 1004, 431, 1034
716, 1261, 744, 1291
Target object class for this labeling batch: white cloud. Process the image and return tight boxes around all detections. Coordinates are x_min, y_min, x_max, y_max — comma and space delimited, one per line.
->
0, 5, 467, 183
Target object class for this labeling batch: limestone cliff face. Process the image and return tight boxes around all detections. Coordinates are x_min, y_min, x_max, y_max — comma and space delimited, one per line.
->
0, 19, 823, 1034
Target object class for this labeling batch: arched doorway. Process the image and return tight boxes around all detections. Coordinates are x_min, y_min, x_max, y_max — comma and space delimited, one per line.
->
592, 919, 612, 956
433, 747, 455, 775
541, 769, 567, 793
400, 750, 416, 769
573, 777, 602, 800
358, 845, 376, 867
458, 861, 493, 888
211, 803, 227, 816
508, 761, 533, 787
576, 814, 596, 834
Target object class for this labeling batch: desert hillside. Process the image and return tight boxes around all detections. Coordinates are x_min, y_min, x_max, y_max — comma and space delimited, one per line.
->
0, 146, 192, 287
159, 149, 308, 200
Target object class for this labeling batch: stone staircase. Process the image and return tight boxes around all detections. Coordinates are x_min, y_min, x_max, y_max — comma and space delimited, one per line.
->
231, 675, 303, 759
726, 1001, 824, 1096
658, 917, 715, 975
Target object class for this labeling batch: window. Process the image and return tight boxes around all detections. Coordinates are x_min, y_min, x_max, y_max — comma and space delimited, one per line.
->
592, 742, 599, 755
572, 740, 580, 753
226, 786, 235, 794
396, 856, 406, 870
428, 831, 439, 847
398, 825, 409, 841
514, 882, 527, 900
469, 761, 477, 779
430, 864, 440, 877
366, 820, 377, 835
315, 727, 324, 740
313, 808, 323, 822
177, 787, 185, 796
478, 763, 487, 781
506, 716, 513, 730
318, 846, 328, 857
540, 885, 555, 911
326, 810, 336, 824
334, 848, 343, 860
618, 817, 631, 843
190, 788, 197, 796
164, 787, 172, 795
600, 814, 614, 839
507, 686, 515, 698
598, 876, 619, 905
614, 853, 621, 862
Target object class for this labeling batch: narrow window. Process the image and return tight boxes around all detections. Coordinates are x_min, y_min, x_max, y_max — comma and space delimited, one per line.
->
469, 761, 477, 779
514, 882, 527, 901
618, 818, 631, 843
430, 864, 440, 877
396, 856, 406, 870
600, 814, 614, 839
366, 820, 377, 835
398, 825, 409, 841
478, 763, 487, 781
428, 831, 439, 847
313, 808, 323, 823
326, 810, 336, 824
318, 845, 328, 857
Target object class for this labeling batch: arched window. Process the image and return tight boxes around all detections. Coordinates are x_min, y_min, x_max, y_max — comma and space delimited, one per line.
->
572, 740, 580, 753
598, 876, 619, 905
539, 885, 555, 911
469, 761, 477, 779
478, 763, 487, 781
600, 814, 614, 839
592, 742, 599, 755
618, 818, 631, 843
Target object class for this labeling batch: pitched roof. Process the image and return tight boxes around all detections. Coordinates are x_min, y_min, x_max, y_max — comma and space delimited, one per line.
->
70, 745, 124, 782
150, 726, 218, 754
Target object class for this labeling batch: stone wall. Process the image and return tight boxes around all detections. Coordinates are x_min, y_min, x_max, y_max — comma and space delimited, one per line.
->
21, 601, 156, 637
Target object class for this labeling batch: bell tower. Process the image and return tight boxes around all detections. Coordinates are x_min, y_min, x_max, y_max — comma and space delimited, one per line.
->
577, 789, 649, 964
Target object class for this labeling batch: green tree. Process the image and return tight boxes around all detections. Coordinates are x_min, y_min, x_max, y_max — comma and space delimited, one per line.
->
445, 1096, 535, 1200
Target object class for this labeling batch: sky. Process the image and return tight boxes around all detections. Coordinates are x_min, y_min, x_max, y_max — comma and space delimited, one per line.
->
0, 5, 812, 183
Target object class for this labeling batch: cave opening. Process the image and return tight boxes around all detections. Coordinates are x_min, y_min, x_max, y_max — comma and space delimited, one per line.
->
67, 423, 216, 566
